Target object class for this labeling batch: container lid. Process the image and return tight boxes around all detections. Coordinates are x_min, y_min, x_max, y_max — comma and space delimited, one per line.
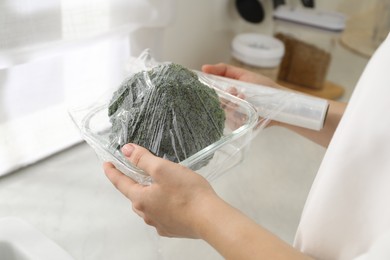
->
231, 33, 285, 68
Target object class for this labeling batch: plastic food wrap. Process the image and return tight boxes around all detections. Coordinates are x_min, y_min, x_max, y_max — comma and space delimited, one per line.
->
69, 49, 328, 185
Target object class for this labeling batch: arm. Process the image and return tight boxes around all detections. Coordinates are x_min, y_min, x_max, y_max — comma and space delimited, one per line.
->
195, 195, 313, 260
202, 63, 346, 147
104, 144, 312, 259
272, 99, 346, 147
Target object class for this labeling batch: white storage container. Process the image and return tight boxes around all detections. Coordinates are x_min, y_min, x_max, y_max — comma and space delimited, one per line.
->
230, 33, 285, 80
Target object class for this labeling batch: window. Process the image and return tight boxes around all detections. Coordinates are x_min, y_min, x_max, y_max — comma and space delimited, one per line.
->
0, 0, 174, 175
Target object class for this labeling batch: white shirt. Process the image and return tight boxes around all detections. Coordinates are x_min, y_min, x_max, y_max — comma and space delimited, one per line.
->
294, 33, 390, 260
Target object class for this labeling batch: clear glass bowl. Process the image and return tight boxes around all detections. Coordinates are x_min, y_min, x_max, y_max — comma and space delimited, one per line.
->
76, 81, 259, 185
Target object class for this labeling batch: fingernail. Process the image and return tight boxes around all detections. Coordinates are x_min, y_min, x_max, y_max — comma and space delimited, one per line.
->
121, 144, 135, 157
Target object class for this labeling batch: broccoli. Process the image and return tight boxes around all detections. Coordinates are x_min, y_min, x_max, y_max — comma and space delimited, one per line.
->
108, 63, 225, 167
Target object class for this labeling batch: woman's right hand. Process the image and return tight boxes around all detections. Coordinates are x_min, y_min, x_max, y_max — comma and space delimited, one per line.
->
202, 64, 345, 147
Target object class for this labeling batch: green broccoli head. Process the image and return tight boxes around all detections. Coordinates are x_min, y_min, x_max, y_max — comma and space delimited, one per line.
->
108, 63, 225, 167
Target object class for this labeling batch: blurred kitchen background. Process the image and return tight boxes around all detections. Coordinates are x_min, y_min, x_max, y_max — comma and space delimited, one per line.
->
0, 0, 388, 259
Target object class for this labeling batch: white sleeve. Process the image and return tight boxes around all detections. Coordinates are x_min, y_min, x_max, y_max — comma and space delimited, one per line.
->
354, 231, 390, 260
294, 33, 390, 259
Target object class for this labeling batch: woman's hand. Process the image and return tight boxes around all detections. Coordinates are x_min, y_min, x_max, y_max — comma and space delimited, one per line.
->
103, 143, 218, 238
202, 63, 345, 147
203, 63, 284, 129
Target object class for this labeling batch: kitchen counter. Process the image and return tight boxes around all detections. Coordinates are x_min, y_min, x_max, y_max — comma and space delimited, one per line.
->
0, 127, 325, 260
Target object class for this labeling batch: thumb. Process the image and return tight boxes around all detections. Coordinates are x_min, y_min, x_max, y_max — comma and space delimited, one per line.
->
201, 63, 227, 76
121, 144, 167, 179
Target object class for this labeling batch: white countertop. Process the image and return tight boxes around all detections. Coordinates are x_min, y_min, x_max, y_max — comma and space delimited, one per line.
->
0, 127, 325, 260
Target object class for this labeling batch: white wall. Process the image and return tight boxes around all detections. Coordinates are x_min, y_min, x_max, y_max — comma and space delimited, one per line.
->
158, 0, 376, 69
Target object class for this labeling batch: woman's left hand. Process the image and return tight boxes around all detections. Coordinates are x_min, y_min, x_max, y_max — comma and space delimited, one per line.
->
103, 143, 218, 238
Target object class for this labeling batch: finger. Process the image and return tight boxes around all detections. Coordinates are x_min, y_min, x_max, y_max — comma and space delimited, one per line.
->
121, 144, 170, 180
103, 162, 138, 199
132, 204, 145, 219
202, 63, 240, 79
226, 87, 246, 99
227, 86, 239, 96
237, 93, 246, 100
201, 63, 227, 76
202, 63, 247, 81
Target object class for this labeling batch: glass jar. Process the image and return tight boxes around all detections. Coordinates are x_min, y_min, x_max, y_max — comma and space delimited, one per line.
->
230, 33, 285, 81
